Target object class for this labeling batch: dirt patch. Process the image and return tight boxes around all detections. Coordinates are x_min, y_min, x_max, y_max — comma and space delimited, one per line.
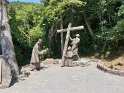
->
101, 56, 124, 71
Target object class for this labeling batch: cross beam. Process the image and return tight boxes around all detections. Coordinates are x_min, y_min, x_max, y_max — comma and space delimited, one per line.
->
57, 23, 84, 66
57, 26, 84, 33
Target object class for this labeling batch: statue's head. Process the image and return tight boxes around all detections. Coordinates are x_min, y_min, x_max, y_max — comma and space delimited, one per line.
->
68, 23, 72, 28
75, 34, 80, 37
38, 39, 42, 44
68, 46, 71, 51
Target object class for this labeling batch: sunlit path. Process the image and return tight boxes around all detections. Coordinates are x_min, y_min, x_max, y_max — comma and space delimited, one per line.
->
1, 63, 124, 93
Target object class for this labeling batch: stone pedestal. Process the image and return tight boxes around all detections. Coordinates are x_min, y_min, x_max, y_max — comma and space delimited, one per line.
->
0, 55, 12, 89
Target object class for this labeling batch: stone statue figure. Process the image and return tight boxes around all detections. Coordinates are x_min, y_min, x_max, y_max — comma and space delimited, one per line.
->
70, 34, 80, 60
30, 39, 48, 71
65, 46, 74, 67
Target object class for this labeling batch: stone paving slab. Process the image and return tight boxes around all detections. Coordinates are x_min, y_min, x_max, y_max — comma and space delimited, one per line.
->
0, 63, 124, 93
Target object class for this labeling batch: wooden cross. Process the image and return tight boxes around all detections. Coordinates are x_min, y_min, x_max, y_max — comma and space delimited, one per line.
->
57, 23, 84, 66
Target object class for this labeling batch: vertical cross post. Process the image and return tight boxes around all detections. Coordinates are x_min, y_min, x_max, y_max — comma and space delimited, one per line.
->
61, 23, 71, 66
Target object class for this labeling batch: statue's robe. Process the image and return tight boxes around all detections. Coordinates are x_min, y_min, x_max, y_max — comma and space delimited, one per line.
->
65, 50, 73, 67
71, 37, 80, 56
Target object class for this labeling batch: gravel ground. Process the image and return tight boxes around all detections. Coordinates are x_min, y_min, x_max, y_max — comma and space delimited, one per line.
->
1, 62, 124, 93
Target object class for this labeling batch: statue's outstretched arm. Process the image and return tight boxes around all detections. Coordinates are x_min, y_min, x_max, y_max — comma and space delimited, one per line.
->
69, 36, 73, 41
39, 48, 49, 55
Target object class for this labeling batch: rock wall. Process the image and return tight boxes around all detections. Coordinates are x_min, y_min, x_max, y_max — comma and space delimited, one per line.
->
0, 0, 19, 78
97, 63, 124, 77
0, 55, 12, 89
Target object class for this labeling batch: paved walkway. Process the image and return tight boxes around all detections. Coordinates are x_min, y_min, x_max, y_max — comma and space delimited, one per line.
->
1, 63, 124, 93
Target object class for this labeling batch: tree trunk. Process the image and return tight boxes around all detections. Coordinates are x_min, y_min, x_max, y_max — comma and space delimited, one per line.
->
84, 13, 94, 37
0, 1, 19, 79
60, 16, 63, 54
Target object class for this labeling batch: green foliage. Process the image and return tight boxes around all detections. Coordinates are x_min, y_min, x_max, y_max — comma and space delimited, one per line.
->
29, 25, 45, 43
118, 3, 124, 17
114, 20, 124, 40
8, 2, 44, 66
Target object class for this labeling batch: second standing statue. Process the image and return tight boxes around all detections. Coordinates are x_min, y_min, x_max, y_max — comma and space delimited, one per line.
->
30, 39, 48, 71
70, 34, 80, 60
30, 39, 42, 71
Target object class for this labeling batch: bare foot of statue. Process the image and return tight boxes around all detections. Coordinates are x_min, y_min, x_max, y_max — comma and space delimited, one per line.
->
61, 65, 65, 67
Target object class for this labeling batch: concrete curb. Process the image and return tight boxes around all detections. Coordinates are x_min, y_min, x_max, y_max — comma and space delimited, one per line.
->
97, 63, 124, 76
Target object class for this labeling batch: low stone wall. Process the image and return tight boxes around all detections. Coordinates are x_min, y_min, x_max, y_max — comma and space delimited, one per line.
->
97, 63, 124, 76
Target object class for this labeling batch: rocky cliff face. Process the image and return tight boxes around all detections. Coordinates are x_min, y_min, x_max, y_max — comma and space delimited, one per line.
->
0, 0, 19, 88
0, 56, 11, 89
